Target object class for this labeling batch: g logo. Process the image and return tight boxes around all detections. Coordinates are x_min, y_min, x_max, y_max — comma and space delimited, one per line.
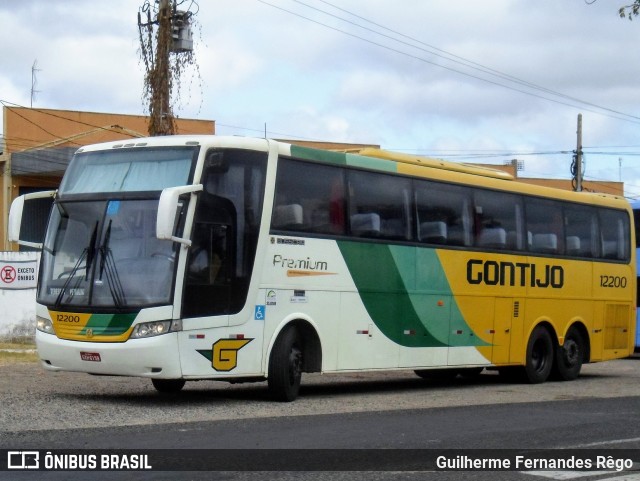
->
212, 339, 253, 371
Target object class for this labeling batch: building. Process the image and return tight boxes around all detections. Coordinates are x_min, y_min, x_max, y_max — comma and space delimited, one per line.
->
0, 107, 215, 250
479, 160, 623, 197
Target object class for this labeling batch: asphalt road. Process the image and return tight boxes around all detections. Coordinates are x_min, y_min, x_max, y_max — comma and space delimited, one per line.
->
1, 357, 640, 480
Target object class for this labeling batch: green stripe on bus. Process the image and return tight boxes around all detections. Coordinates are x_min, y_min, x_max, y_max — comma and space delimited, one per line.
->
290, 145, 347, 165
337, 241, 488, 348
345, 153, 397, 172
289, 145, 397, 172
80, 313, 137, 336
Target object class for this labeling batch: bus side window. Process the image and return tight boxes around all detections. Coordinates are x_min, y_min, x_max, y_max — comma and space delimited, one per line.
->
599, 209, 630, 260
348, 170, 411, 241
272, 158, 346, 235
474, 190, 524, 251
415, 181, 472, 246
524, 197, 564, 255
564, 206, 597, 258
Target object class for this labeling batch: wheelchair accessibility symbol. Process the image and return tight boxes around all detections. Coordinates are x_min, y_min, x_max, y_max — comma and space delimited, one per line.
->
254, 305, 265, 321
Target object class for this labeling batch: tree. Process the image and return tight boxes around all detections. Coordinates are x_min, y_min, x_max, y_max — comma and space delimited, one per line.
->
138, 0, 198, 136
619, 1, 640, 19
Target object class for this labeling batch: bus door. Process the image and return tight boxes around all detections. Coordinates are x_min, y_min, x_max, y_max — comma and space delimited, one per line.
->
493, 297, 520, 365
184, 196, 236, 318
442, 294, 520, 367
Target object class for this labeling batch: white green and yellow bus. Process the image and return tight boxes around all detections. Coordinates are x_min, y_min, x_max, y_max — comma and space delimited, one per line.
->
9, 136, 636, 401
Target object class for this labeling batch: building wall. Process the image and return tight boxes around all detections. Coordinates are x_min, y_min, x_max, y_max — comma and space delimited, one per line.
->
3, 107, 214, 155
1, 107, 215, 250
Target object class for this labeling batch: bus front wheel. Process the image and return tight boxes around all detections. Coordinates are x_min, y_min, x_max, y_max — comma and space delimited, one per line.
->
268, 326, 303, 402
524, 325, 554, 383
552, 326, 585, 381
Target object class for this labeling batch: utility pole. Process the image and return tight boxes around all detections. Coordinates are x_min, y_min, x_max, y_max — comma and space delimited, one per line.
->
148, 0, 175, 136
138, 0, 196, 137
574, 113, 583, 192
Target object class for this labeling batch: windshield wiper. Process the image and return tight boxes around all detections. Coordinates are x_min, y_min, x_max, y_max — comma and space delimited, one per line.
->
98, 220, 111, 280
54, 222, 98, 307
98, 220, 126, 308
86, 221, 98, 277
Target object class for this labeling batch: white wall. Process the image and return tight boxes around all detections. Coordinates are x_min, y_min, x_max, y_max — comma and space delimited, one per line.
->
0, 252, 38, 339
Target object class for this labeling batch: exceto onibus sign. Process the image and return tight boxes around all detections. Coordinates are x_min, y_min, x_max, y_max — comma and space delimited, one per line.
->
0, 259, 37, 290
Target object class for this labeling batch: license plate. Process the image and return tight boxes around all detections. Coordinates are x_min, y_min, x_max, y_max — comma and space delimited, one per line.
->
80, 351, 101, 362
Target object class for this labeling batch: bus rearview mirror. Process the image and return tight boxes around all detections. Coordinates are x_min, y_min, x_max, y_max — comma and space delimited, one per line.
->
156, 184, 203, 246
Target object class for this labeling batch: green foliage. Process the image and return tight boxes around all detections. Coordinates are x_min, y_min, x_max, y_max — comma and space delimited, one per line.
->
619, 1, 640, 20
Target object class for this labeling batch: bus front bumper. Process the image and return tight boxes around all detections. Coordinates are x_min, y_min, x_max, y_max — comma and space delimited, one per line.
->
35, 330, 183, 379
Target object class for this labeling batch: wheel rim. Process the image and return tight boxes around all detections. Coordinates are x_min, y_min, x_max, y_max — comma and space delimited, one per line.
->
289, 346, 302, 386
562, 339, 580, 367
532, 339, 549, 373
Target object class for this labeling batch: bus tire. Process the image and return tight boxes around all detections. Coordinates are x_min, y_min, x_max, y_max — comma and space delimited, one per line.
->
152, 378, 186, 393
268, 326, 303, 402
524, 325, 554, 384
552, 326, 584, 381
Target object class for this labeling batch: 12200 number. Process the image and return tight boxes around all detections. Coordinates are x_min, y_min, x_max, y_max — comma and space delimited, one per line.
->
600, 275, 627, 288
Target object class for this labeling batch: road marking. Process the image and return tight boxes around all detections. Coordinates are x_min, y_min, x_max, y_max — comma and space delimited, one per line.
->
523, 471, 612, 480
566, 437, 640, 448
522, 471, 640, 480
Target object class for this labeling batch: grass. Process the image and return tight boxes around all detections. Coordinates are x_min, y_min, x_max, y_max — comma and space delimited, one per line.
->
0, 339, 38, 364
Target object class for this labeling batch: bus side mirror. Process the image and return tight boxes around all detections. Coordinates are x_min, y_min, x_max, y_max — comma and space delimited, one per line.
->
8, 190, 56, 250
156, 184, 202, 246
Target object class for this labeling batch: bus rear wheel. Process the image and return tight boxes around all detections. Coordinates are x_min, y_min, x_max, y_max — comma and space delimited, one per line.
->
152, 378, 186, 393
268, 326, 303, 402
552, 326, 585, 381
523, 325, 554, 383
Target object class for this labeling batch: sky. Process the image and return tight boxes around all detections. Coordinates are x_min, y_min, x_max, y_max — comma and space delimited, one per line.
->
1, 0, 640, 196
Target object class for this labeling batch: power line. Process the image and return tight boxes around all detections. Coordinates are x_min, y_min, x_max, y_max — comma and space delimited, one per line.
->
258, 0, 640, 125
309, 0, 640, 123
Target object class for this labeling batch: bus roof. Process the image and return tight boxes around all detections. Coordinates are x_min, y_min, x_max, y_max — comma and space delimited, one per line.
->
286, 142, 630, 211
72, 135, 630, 212
357, 148, 515, 181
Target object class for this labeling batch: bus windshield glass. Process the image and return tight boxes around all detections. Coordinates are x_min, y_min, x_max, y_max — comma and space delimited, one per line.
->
59, 147, 197, 194
38, 146, 198, 310
38, 197, 185, 309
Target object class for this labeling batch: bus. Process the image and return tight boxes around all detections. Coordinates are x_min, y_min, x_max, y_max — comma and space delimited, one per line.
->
630, 200, 640, 352
8, 136, 636, 401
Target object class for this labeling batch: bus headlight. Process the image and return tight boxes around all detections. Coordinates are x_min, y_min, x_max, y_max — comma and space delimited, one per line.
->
130, 320, 177, 339
36, 316, 55, 335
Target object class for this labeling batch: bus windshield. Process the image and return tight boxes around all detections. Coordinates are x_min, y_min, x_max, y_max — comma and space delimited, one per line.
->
37, 146, 198, 310
38, 197, 185, 310
59, 147, 197, 194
